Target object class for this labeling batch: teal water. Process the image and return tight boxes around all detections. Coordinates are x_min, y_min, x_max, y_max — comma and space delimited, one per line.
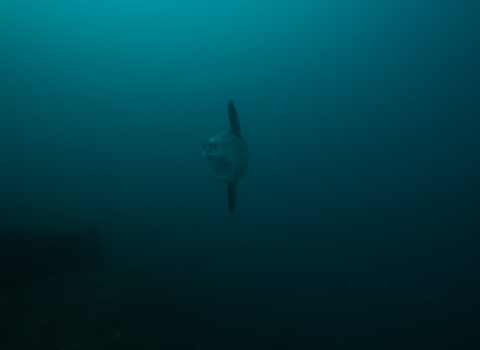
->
1, 1, 479, 349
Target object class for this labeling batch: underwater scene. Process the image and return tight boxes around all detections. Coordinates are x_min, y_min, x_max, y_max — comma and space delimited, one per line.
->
0, 1, 479, 349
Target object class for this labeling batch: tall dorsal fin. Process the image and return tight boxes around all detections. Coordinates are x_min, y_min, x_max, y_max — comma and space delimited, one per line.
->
228, 100, 241, 137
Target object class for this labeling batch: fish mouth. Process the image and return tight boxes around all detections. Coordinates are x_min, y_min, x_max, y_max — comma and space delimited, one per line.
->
203, 148, 228, 160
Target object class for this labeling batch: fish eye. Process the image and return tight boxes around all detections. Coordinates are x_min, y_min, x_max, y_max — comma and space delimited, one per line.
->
203, 143, 217, 154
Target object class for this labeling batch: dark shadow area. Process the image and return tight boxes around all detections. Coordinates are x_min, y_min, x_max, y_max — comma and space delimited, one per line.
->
0, 221, 103, 293
0, 218, 195, 349
0, 268, 193, 350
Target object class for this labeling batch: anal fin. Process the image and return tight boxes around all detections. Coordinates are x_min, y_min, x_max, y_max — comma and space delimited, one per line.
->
227, 182, 237, 213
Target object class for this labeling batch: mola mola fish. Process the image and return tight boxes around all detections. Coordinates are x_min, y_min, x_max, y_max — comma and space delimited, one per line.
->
203, 100, 248, 213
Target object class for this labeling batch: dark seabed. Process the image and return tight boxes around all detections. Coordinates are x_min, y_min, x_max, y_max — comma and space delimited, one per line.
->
1, 1, 479, 349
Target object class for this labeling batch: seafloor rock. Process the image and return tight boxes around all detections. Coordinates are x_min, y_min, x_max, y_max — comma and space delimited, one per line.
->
0, 269, 190, 349
0, 221, 103, 292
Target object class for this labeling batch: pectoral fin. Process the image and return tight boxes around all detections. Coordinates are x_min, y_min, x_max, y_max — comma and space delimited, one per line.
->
227, 182, 237, 213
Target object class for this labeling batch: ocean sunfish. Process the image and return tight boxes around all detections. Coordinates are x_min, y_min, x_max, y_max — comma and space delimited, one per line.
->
202, 100, 248, 213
